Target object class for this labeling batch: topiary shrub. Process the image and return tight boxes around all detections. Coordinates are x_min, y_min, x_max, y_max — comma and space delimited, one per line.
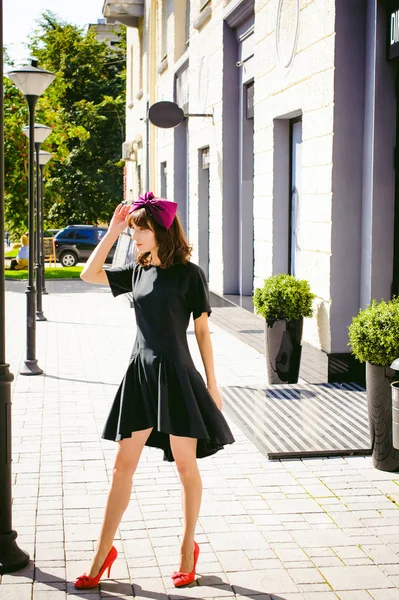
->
348, 298, 399, 366
253, 273, 315, 321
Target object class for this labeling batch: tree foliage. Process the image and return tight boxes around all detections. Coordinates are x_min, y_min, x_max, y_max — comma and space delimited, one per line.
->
4, 12, 126, 237
4, 51, 29, 237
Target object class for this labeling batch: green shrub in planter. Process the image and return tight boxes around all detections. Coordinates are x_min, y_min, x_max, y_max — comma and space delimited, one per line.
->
348, 298, 399, 366
253, 273, 315, 321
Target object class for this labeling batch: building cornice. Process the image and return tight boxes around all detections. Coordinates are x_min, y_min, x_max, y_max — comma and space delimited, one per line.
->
102, 0, 144, 26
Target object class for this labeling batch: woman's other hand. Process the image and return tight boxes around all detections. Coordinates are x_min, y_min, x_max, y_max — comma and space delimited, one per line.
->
207, 383, 223, 411
109, 204, 131, 235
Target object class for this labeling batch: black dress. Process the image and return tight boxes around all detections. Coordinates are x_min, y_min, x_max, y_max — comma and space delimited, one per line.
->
103, 261, 235, 462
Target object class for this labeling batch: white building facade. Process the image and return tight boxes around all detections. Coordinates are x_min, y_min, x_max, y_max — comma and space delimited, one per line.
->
103, 0, 399, 384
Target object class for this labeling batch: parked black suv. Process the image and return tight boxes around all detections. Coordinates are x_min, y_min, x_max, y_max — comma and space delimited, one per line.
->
54, 225, 116, 267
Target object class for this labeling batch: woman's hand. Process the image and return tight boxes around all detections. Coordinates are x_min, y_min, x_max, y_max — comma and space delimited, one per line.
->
109, 203, 131, 235
207, 383, 223, 411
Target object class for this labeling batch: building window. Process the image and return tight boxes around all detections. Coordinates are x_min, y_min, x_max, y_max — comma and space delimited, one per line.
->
162, 0, 168, 59
246, 82, 254, 120
160, 162, 167, 197
174, 0, 189, 60
138, 26, 143, 92
129, 45, 134, 102
185, 0, 191, 46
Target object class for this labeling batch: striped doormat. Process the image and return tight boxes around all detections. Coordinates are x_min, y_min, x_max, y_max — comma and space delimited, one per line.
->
222, 383, 371, 459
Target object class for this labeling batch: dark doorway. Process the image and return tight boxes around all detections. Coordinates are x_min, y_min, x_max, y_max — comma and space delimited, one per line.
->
198, 147, 210, 280
290, 117, 303, 277
222, 6, 255, 309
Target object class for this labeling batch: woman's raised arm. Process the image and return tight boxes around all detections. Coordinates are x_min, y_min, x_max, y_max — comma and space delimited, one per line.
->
80, 204, 131, 285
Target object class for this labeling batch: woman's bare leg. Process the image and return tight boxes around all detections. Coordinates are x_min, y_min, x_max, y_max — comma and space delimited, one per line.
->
170, 435, 202, 573
87, 428, 153, 577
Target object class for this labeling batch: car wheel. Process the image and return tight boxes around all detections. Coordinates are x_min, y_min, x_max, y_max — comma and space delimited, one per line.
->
59, 251, 78, 267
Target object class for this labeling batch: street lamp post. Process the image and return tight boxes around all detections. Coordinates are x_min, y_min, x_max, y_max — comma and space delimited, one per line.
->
22, 124, 51, 321
8, 60, 55, 375
0, 0, 30, 573
38, 151, 52, 296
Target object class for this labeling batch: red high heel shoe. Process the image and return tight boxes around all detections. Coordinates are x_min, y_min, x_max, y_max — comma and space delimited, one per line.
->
171, 541, 200, 588
74, 546, 118, 589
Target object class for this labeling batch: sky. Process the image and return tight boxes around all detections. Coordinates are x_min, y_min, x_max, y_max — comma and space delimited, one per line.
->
4, 0, 104, 65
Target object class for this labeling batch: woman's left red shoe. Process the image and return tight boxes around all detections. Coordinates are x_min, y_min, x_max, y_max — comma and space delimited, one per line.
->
171, 541, 200, 588
74, 546, 118, 589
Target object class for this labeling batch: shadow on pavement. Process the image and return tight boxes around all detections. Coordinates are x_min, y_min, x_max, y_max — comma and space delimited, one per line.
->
44, 373, 119, 386
4, 564, 296, 599
5, 280, 111, 294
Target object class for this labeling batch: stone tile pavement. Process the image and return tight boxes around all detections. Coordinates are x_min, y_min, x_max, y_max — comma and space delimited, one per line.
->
1, 279, 399, 600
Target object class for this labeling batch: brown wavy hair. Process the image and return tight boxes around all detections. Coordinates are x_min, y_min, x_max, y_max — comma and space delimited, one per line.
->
127, 206, 192, 268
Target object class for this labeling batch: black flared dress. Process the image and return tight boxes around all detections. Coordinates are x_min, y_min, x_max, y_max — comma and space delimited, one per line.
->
103, 260, 235, 462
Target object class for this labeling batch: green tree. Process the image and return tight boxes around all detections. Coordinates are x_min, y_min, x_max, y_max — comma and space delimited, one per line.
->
5, 12, 126, 234
3, 51, 29, 238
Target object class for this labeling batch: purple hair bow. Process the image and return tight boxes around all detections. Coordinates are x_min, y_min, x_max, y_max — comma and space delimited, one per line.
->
129, 191, 178, 230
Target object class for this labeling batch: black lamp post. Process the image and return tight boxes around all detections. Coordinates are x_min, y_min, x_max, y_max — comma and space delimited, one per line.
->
22, 124, 51, 321
38, 151, 52, 296
8, 60, 55, 375
0, 0, 30, 573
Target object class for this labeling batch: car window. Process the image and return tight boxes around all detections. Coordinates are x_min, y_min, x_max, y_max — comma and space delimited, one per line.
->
75, 230, 94, 240
96, 230, 107, 242
61, 230, 76, 240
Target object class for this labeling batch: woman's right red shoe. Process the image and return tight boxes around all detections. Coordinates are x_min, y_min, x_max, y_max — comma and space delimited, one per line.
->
171, 541, 200, 587
74, 546, 118, 589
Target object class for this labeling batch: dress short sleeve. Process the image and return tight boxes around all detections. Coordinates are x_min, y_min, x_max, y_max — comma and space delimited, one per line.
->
188, 264, 212, 320
105, 263, 135, 297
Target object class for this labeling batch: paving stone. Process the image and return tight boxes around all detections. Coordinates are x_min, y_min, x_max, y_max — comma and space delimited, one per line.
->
32, 581, 67, 592
284, 561, 315, 569
32, 592, 66, 600
312, 557, 344, 568
169, 585, 234, 598
226, 569, 299, 594
34, 567, 66, 583
267, 500, 324, 515
288, 568, 326, 585
217, 551, 253, 572
298, 584, 334, 593
98, 579, 134, 597
274, 547, 310, 562
0, 584, 32, 599
270, 595, 304, 600
337, 593, 376, 600
208, 531, 269, 551
334, 547, 368, 560
319, 566, 394, 590
301, 594, 338, 599
380, 564, 399, 576
291, 530, 354, 548
344, 558, 375, 567
369, 591, 399, 600
250, 559, 285, 570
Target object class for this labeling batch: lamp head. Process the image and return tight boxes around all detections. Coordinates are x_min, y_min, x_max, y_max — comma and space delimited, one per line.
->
8, 59, 55, 97
38, 151, 52, 166
22, 123, 52, 144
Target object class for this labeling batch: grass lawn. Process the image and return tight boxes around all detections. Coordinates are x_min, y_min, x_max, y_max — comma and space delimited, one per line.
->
5, 266, 83, 280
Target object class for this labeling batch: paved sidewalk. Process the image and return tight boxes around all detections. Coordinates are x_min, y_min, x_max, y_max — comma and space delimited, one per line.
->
1, 280, 399, 600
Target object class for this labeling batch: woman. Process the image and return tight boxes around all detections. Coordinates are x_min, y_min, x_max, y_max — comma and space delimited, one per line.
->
76, 192, 235, 589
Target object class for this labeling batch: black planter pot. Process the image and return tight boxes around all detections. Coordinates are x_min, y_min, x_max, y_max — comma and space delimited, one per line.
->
366, 362, 399, 472
265, 317, 303, 384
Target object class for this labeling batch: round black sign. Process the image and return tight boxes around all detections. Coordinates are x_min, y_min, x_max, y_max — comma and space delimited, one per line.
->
148, 101, 185, 128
